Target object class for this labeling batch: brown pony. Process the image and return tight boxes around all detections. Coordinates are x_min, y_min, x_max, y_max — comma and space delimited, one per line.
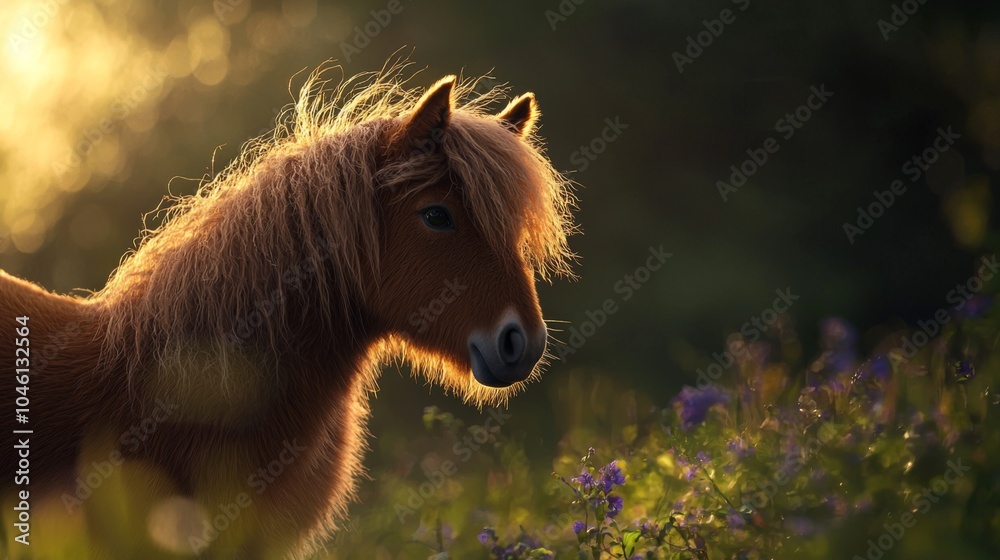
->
0, 65, 575, 558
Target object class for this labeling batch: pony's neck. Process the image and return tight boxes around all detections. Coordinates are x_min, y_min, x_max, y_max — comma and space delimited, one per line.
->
98, 279, 380, 431
89, 132, 403, 430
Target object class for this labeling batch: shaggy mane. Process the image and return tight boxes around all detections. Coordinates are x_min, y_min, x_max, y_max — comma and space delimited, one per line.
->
91, 60, 576, 406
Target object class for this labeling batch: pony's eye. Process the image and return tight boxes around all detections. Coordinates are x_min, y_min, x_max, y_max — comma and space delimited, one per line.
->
421, 206, 454, 231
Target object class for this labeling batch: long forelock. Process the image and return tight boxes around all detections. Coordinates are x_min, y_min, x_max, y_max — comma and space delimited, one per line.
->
290, 61, 578, 282
381, 110, 578, 281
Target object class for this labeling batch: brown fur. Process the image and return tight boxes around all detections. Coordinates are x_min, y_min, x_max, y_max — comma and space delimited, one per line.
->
0, 62, 575, 558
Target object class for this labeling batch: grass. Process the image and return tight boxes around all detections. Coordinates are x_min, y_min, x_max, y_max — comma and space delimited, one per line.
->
337, 293, 1000, 559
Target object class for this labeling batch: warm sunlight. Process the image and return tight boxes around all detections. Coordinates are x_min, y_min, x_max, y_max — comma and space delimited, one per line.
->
2, 2, 999, 558
0, 1, 173, 254
0, 0, 314, 257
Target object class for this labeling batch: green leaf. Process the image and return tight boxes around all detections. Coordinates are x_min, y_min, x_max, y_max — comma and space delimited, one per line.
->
621, 530, 641, 558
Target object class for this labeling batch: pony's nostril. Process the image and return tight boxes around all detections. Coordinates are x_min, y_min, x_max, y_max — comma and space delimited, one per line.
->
469, 317, 543, 388
498, 323, 526, 365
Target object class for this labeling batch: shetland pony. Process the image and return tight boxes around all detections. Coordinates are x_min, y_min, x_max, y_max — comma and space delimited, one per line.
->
0, 66, 575, 558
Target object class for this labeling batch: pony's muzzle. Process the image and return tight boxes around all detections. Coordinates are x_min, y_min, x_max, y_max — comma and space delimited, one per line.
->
468, 312, 545, 388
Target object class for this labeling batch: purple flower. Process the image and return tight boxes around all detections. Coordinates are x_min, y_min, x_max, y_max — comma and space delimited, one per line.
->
821, 317, 857, 348
486, 530, 550, 559
727, 510, 746, 529
606, 494, 624, 518
679, 510, 699, 527
785, 517, 816, 536
572, 469, 595, 491
572, 520, 586, 534
826, 375, 848, 395
477, 527, 494, 544
824, 493, 847, 517
953, 360, 975, 383
599, 461, 625, 493
809, 467, 828, 483
672, 450, 689, 468
695, 451, 710, 464
727, 438, 755, 459
959, 294, 992, 318
673, 386, 730, 430
639, 520, 659, 537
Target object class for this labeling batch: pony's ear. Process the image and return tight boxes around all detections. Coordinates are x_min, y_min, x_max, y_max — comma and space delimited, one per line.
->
498, 92, 538, 137
403, 76, 456, 150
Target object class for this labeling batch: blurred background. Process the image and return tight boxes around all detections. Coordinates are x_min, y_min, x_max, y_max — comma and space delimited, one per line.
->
3, 0, 1000, 556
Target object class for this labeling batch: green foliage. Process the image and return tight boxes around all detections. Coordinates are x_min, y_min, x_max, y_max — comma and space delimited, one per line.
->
340, 288, 1000, 560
